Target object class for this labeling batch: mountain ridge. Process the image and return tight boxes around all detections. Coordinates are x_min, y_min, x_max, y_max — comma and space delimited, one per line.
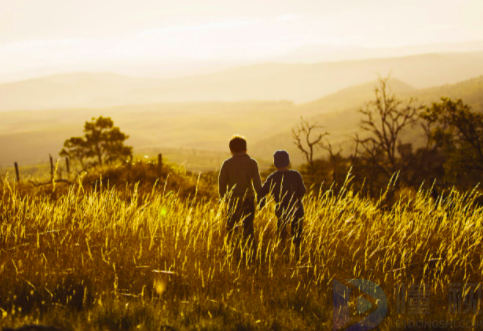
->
2, 74, 483, 169
2, 52, 483, 111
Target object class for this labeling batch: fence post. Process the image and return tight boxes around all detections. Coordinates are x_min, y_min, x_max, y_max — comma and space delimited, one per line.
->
158, 153, 162, 176
65, 157, 70, 178
50, 154, 54, 183
14, 162, 20, 183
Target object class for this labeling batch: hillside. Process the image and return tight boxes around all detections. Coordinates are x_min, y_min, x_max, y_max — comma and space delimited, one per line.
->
1, 76, 483, 171
251, 78, 424, 163
2, 52, 483, 111
0, 72, 154, 111
416, 76, 483, 111
252, 76, 483, 164
0, 101, 294, 169
298, 78, 417, 116
299, 75, 483, 115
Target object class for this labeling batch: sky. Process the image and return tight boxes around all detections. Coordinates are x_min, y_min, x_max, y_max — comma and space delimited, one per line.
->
1, 0, 482, 81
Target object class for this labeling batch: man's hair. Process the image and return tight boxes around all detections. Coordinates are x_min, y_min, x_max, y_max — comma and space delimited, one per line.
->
229, 135, 247, 153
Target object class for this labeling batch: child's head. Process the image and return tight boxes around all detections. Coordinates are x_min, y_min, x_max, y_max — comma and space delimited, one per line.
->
273, 150, 290, 169
229, 135, 247, 154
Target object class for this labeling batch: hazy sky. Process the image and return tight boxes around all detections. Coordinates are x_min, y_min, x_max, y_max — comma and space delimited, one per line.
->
1, 0, 482, 81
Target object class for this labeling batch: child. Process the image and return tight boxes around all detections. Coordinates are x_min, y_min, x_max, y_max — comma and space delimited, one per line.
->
218, 135, 262, 244
258, 150, 306, 251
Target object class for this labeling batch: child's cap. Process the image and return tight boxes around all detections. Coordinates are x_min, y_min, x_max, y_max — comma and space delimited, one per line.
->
273, 150, 290, 168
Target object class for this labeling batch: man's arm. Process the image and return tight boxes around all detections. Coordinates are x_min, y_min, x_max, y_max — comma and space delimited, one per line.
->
218, 162, 228, 199
252, 161, 262, 196
297, 172, 307, 198
257, 177, 271, 208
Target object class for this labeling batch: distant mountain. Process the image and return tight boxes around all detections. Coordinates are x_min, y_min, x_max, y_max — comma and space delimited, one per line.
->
300, 75, 483, 115
0, 72, 153, 111
2, 52, 483, 111
277, 40, 483, 63
299, 78, 417, 116
98, 52, 483, 105
1, 75, 483, 170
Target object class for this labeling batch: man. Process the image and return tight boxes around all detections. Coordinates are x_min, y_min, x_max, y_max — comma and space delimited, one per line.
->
218, 135, 262, 244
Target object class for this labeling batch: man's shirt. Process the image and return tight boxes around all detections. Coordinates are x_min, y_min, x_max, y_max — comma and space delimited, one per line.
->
218, 153, 262, 199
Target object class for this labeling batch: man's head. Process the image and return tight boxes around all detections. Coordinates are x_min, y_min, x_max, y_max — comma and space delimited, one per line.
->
229, 135, 247, 154
273, 150, 290, 169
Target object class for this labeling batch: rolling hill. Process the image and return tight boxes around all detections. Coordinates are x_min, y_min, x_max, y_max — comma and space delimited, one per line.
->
252, 76, 483, 165
1, 76, 483, 171
2, 52, 483, 111
0, 72, 154, 111
0, 101, 295, 169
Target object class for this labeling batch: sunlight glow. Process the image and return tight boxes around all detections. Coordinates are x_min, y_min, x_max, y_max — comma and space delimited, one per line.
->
0, 0, 482, 81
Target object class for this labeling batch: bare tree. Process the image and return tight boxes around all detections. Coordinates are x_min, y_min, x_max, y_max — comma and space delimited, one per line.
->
355, 76, 424, 183
292, 117, 329, 178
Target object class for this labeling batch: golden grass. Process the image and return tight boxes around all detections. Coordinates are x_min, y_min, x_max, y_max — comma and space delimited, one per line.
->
1, 167, 482, 330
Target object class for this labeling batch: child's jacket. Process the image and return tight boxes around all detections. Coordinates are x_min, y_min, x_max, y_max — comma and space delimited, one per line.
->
259, 170, 306, 217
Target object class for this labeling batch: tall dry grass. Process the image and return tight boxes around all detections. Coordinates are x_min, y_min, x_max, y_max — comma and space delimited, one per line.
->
1, 166, 482, 330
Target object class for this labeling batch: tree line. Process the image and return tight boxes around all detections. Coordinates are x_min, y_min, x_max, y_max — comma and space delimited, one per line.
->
293, 76, 483, 196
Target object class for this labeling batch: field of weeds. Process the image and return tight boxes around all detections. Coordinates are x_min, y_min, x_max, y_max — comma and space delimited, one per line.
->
1, 166, 483, 331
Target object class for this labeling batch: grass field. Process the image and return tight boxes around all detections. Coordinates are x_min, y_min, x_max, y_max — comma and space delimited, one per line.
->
1, 162, 483, 330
